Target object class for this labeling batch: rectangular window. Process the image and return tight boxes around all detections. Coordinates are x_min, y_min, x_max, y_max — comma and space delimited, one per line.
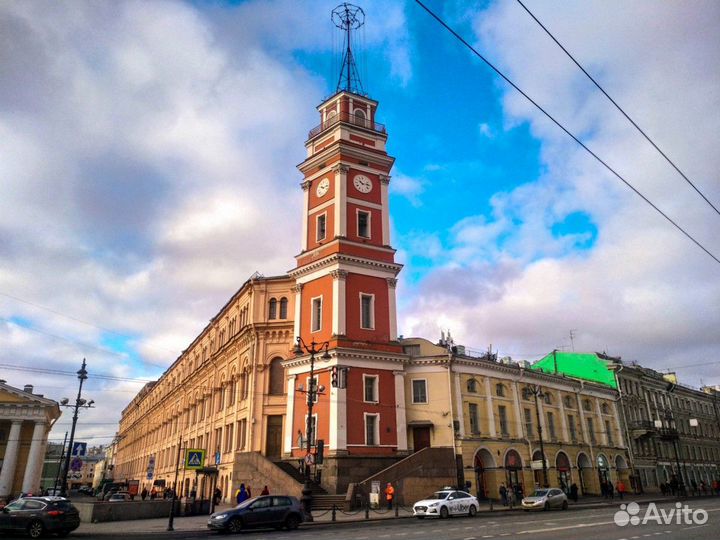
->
236, 420, 245, 450
363, 375, 378, 403
360, 293, 374, 329
498, 405, 509, 435
357, 210, 370, 238
225, 423, 233, 453
547, 412, 556, 439
412, 379, 427, 404
524, 408, 533, 437
365, 414, 379, 446
568, 414, 577, 441
306, 414, 317, 446
311, 296, 322, 332
316, 213, 327, 242
469, 403, 480, 434
605, 420, 613, 446
587, 417, 596, 444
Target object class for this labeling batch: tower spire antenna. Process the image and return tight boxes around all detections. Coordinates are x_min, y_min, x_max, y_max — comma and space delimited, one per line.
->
332, 3, 365, 95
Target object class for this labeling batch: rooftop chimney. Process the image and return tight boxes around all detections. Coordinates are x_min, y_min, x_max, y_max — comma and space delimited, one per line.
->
24, 384, 34, 394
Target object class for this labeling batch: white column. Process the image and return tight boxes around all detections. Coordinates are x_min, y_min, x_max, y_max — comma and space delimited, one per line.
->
284, 375, 297, 454
330, 384, 347, 453
293, 284, 303, 339
512, 382, 524, 438
453, 373, 465, 437
0, 421, 23, 498
334, 165, 348, 237
387, 278, 398, 341
558, 395, 570, 442
301, 181, 310, 251
331, 270, 347, 336
484, 378, 497, 438
380, 175, 391, 245
394, 372, 408, 451
537, 398, 547, 437
21, 422, 47, 493
596, 399, 609, 446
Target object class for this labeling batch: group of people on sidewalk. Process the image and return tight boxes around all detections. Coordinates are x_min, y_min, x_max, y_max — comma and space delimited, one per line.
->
231, 483, 270, 505
601, 479, 626, 499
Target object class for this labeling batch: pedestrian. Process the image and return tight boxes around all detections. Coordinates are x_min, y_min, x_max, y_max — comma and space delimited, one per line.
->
236, 484, 249, 504
499, 483, 508, 506
141, 487, 148, 500
691, 479, 698, 496
616, 480, 626, 500
247, 485, 252, 498
570, 483, 578, 502
213, 487, 222, 506
712, 479, 719, 496
384, 482, 395, 510
261, 485, 269, 496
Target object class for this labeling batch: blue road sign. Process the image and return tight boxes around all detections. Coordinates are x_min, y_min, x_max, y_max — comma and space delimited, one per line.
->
184, 449, 205, 470
215, 451, 221, 465
72, 442, 87, 456
70, 456, 83, 472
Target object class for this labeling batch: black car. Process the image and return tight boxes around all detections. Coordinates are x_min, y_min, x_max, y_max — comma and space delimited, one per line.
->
207, 495, 304, 533
0, 496, 80, 538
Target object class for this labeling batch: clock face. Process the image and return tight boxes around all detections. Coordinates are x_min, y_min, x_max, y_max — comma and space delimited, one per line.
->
316, 178, 330, 197
353, 174, 373, 194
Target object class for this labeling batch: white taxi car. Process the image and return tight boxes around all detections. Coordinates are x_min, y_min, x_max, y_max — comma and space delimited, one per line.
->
413, 489, 479, 519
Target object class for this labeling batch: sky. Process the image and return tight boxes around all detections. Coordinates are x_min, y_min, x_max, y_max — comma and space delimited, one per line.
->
1, 0, 719, 447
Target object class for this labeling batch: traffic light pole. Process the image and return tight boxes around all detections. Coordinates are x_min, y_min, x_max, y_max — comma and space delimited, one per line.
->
167, 436, 183, 531
60, 359, 88, 497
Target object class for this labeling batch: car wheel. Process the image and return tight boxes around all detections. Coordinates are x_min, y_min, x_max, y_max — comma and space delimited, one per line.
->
285, 514, 300, 530
227, 517, 243, 534
440, 506, 449, 519
27, 520, 44, 539
468, 505, 477, 517
562, 500, 568, 510
543, 502, 550, 511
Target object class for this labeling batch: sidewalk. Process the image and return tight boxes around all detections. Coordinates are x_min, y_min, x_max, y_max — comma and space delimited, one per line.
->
74, 493, 719, 536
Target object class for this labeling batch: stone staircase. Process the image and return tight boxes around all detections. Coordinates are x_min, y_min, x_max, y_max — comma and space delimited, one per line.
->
270, 460, 327, 495
310, 493, 346, 510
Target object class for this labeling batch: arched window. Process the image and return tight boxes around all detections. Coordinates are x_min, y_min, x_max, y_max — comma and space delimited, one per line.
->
467, 379, 478, 393
583, 399, 592, 412
279, 297, 288, 319
543, 392, 553, 405
242, 368, 250, 399
495, 383, 505, 397
268, 298, 277, 319
268, 357, 285, 395
353, 109, 366, 127
563, 395, 574, 408
601, 403, 610, 414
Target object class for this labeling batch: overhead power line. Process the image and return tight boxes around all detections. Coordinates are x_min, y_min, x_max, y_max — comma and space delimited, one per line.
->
413, 0, 720, 266
514, 0, 720, 218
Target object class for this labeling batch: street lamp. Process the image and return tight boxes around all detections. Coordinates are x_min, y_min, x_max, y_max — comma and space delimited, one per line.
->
59, 358, 94, 497
293, 336, 331, 521
523, 384, 549, 487
655, 409, 684, 496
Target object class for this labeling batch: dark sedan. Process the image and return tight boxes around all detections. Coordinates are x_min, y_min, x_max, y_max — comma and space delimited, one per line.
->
0, 496, 80, 538
207, 495, 304, 533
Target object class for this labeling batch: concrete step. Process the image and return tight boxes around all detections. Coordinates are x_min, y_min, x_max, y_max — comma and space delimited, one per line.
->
311, 494, 346, 510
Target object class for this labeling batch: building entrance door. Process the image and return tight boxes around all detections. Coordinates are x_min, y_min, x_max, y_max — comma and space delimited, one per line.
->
413, 427, 431, 452
265, 415, 283, 459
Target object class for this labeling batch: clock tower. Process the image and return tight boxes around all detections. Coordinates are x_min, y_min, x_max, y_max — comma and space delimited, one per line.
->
283, 5, 408, 494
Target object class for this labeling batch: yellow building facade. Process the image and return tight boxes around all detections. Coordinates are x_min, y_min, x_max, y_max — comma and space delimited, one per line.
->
402, 338, 630, 498
114, 274, 295, 502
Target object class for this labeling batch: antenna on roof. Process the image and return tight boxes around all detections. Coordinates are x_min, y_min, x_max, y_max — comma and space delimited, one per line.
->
332, 3, 366, 95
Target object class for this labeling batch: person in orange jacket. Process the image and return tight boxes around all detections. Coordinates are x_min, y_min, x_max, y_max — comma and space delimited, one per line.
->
385, 482, 395, 510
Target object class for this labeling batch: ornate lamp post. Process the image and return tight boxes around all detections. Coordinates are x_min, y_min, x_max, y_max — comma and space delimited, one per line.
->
523, 384, 549, 487
656, 409, 684, 495
59, 358, 94, 497
293, 337, 330, 521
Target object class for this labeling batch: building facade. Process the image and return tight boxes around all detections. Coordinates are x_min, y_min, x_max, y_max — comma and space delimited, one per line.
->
616, 365, 720, 492
114, 274, 295, 501
402, 338, 629, 499
0, 381, 61, 500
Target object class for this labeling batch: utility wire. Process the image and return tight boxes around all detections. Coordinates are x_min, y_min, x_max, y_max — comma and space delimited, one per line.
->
514, 0, 720, 218
413, 0, 720, 266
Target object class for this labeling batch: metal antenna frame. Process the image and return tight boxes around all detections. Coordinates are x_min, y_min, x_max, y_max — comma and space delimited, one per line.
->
332, 3, 365, 95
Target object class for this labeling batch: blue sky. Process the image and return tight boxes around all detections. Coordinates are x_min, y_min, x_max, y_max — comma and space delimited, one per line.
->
1, 0, 719, 444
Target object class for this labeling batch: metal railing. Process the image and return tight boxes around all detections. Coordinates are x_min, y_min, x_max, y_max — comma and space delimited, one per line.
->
308, 111, 386, 139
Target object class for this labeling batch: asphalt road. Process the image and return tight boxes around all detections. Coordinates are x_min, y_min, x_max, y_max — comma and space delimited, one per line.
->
48, 498, 720, 540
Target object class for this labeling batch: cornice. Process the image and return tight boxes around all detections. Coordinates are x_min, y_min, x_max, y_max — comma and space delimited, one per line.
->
289, 253, 402, 279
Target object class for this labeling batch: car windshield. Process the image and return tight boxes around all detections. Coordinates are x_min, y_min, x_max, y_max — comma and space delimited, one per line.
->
425, 491, 450, 500
529, 490, 549, 497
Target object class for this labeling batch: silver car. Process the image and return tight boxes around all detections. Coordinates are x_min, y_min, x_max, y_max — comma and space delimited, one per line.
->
521, 488, 568, 511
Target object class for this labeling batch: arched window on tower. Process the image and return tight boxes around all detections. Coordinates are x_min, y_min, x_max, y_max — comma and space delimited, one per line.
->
353, 109, 366, 127
279, 297, 288, 319
268, 357, 285, 395
269, 298, 277, 320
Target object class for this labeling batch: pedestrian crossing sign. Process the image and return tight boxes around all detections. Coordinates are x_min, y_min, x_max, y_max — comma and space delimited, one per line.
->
184, 448, 205, 470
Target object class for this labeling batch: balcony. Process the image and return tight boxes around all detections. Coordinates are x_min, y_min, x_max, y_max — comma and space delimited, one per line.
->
657, 427, 679, 441
308, 111, 387, 140
629, 420, 656, 439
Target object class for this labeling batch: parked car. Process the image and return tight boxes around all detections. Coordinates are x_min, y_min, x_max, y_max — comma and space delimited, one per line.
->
107, 492, 132, 502
0, 496, 80, 538
77, 486, 94, 496
207, 495, 304, 533
412, 489, 479, 519
521, 488, 568, 511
